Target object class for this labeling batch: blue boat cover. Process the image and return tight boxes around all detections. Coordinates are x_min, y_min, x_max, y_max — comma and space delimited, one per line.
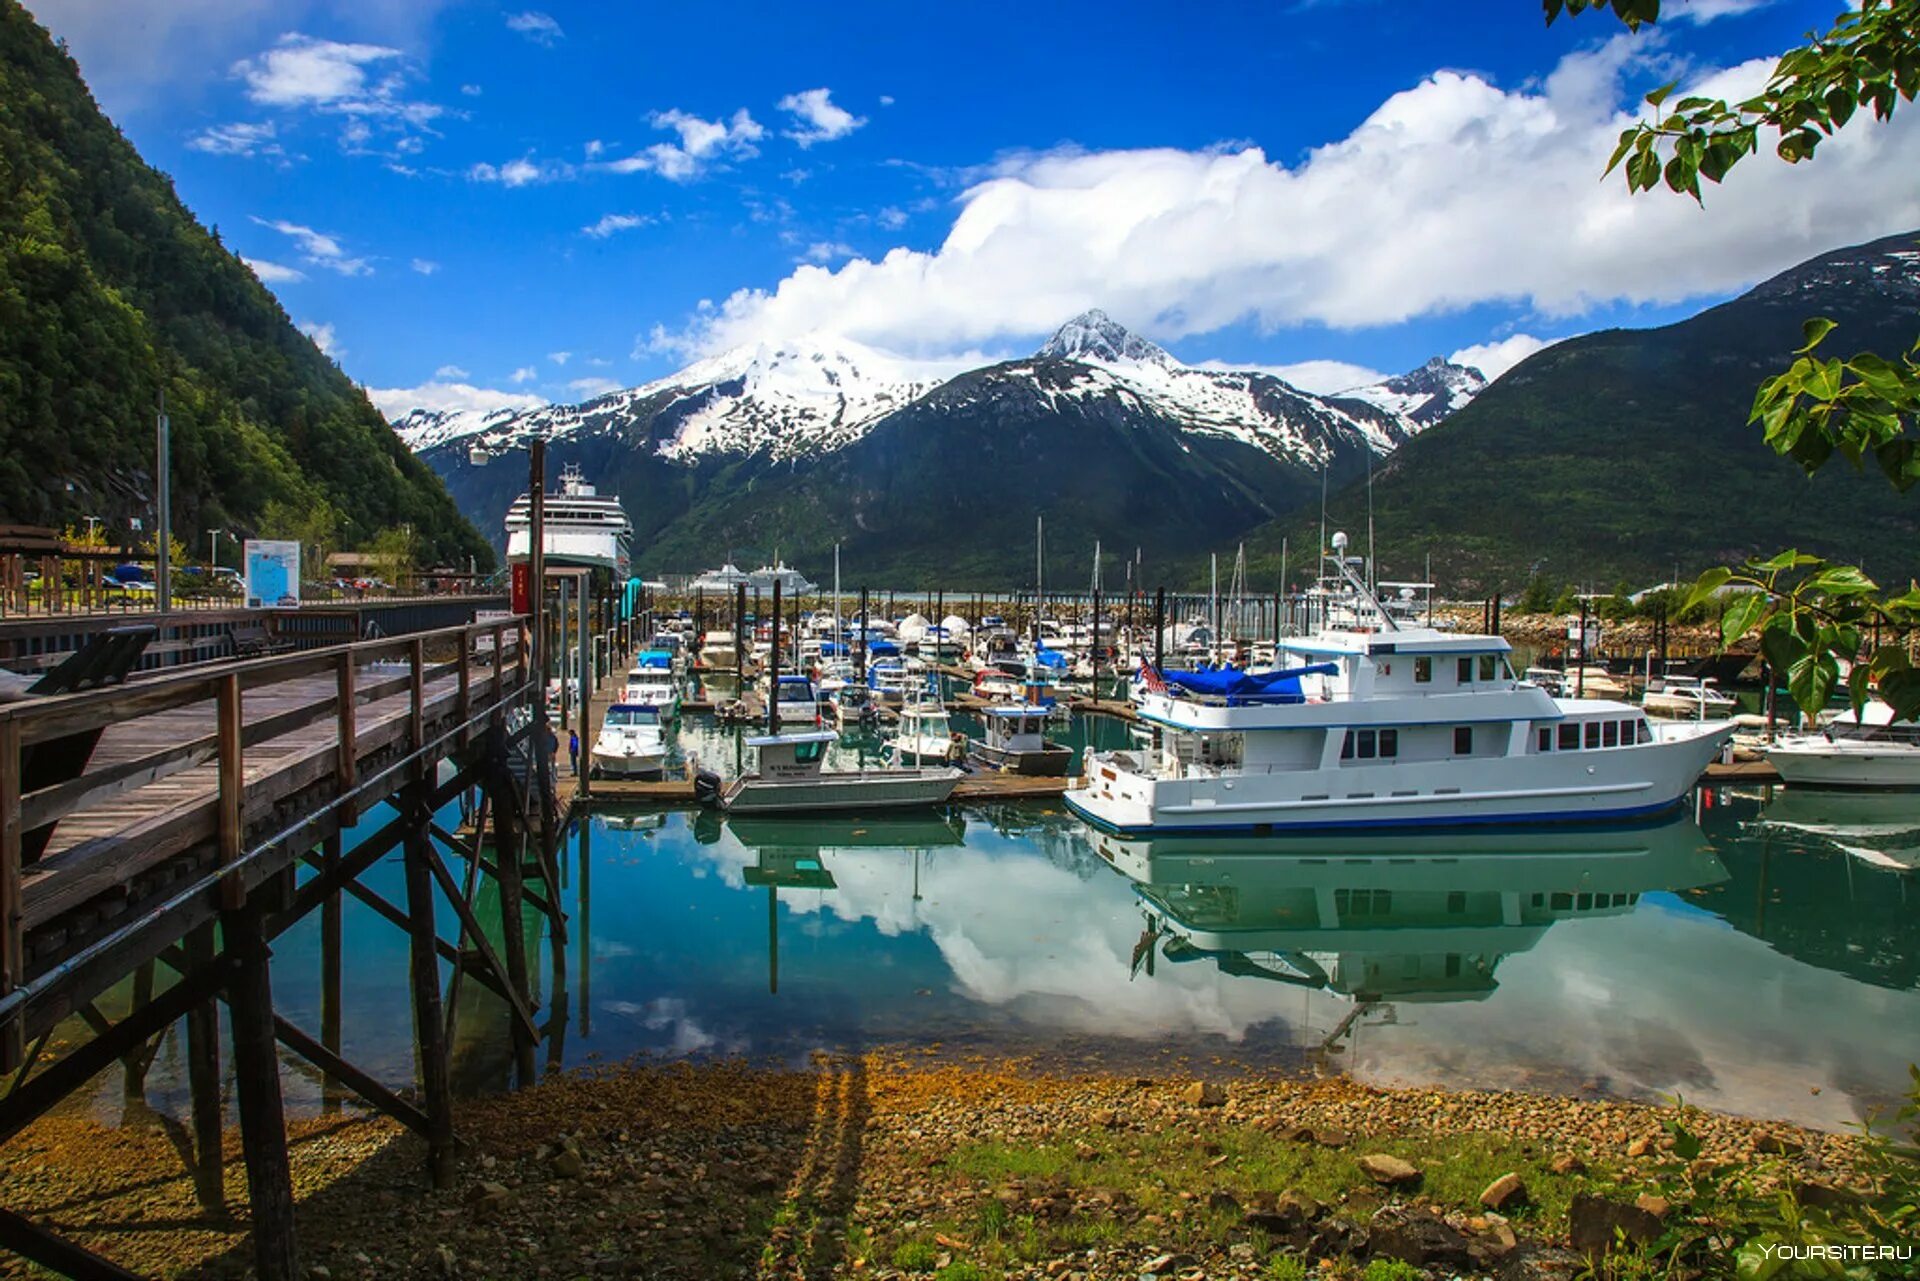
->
1032, 647, 1069, 670
1160, 662, 1339, 703
635, 649, 674, 669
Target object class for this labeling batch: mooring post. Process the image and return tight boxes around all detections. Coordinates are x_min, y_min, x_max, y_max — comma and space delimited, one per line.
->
224, 900, 298, 1280
769, 578, 782, 734
857, 587, 869, 682
735, 582, 747, 688
320, 830, 343, 1114
401, 788, 456, 1187
1154, 587, 1166, 672
184, 921, 225, 1213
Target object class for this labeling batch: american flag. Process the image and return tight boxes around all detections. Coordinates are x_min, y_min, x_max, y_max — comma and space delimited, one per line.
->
1139, 659, 1167, 693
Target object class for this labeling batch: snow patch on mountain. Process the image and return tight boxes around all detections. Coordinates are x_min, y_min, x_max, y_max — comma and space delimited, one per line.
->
384, 311, 1485, 468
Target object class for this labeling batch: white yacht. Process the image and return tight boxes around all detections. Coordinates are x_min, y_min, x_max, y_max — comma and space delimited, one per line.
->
747, 561, 818, 596
1068, 535, 1734, 835
1642, 675, 1737, 719
691, 561, 752, 594
1767, 703, 1920, 789
589, 704, 668, 779
969, 705, 1074, 776
698, 629, 742, 671
623, 651, 681, 720
504, 464, 633, 577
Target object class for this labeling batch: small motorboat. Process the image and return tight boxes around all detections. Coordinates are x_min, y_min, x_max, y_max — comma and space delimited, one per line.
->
826, 682, 881, 731
590, 703, 669, 779
973, 668, 1024, 701
1767, 703, 1920, 790
624, 651, 682, 719
764, 673, 822, 729
868, 660, 917, 709
698, 629, 745, 671
889, 701, 963, 765
694, 731, 963, 813
1642, 675, 1737, 719
967, 705, 1074, 777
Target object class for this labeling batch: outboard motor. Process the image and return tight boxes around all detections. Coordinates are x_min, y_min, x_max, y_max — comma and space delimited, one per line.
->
693, 769, 724, 808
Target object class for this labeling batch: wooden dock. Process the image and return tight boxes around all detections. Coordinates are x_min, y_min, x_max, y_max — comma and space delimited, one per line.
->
1, 617, 563, 1279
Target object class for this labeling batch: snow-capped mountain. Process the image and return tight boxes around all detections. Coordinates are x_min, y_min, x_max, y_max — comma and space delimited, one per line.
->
391, 309, 1483, 471
1339, 357, 1487, 428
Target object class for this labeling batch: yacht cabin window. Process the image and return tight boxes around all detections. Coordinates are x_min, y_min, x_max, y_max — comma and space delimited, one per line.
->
1559, 723, 1580, 750
794, 740, 827, 764
1479, 655, 1498, 681
1340, 728, 1400, 761
1414, 657, 1433, 683
1637, 721, 1652, 744
1603, 721, 1619, 748
1457, 657, 1474, 683
1585, 722, 1601, 749
1538, 727, 1553, 752
1454, 726, 1473, 755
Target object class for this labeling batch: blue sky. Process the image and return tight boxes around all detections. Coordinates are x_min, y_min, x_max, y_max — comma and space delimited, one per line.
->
27, 0, 1920, 416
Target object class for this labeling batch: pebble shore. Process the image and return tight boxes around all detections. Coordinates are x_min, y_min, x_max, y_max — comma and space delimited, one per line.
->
0, 1056, 1872, 1280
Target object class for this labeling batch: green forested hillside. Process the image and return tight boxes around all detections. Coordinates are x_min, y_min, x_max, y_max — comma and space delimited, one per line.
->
0, 3, 487, 566
1235, 230, 1920, 596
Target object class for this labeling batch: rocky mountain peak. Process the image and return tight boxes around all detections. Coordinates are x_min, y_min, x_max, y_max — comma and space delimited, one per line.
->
1035, 309, 1175, 367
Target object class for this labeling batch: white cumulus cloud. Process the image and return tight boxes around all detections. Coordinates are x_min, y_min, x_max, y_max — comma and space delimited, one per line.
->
1198, 359, 1392, 396
777, 87, 866, 148
801, 241, 857, 264
582, 212, 651, 238
241, 256, 305, 284
250, 216, 372, 276
509, 365, 538, 384
505, 10, 563, 44
1448, 334, 1554, 381
468, 156, 565, 187
434, 363, 470, 379
604, 108, 763, 181
657, 39, 1920, 361
231, 32, 443, 155
189, 120, 282, 158
567, 376, 622, 398
299, 319, 340, 356
411, 258, 439, 275
368, 381, 547, 421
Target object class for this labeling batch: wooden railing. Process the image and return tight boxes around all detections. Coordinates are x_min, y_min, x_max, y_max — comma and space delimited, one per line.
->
0, 617, 532, 1053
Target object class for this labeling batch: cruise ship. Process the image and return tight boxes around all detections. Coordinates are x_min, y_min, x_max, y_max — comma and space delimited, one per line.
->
504, 464, 633, 576
1067, 534, 1735, 835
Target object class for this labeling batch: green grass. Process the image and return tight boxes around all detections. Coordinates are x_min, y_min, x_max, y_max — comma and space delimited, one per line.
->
1362, 1261, 1424, 1281
1265, 1255, 1310, 1281
891, 1239, 940, 1272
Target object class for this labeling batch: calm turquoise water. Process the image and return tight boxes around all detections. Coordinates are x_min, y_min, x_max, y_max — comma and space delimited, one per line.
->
66, 715, 1920, 1134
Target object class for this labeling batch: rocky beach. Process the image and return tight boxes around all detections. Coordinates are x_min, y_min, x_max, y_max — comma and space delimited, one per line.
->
0, 1055, 1891, 1280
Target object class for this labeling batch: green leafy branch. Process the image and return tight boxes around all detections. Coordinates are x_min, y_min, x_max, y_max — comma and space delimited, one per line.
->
1549, 0, 1920, 201
1686, 553, 1920, 720
1752, 318, 1920, 488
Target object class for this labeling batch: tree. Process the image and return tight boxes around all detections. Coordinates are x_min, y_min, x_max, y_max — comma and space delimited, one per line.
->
1548, 0, 1920, 718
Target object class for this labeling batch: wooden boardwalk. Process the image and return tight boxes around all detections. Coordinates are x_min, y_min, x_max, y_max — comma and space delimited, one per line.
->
1, 617, 554, 1279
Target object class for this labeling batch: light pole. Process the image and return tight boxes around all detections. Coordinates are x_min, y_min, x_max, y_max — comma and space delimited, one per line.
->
209, 528, 227, 570
155, 392, 171, 613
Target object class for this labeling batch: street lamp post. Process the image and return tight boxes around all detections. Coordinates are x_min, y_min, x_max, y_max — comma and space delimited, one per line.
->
156, 392, 171, 613
209, 528, 226, 570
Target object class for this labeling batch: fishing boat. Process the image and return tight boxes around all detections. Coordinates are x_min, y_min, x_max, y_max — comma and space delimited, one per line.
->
1067, 532, 1733, 835
589, 703, 669, 780
644, 630, 690, 675
968, 705, 1074, 776
693, 731, 963, 813
623, 651, 682, 719
890, 700, 962, 765
1767, 703, 1920, 789
1642, 675, 1738, 719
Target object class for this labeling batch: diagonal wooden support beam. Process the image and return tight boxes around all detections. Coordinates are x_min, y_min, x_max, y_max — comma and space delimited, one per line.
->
0, 1203, 143, 1280
0, 952, 242, 1144
271, 1016, 432, 1142
419, 843, 540, 1044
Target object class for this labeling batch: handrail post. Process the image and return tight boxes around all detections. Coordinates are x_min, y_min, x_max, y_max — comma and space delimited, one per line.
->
456, 628, 473, 750
1, 717, 21, 1067
409, 637, 426, 783
335, 652, 358, 825
216, 673, 245, 910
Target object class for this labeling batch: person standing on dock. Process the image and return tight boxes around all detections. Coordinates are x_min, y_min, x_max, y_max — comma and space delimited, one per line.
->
568, 728, 579, 775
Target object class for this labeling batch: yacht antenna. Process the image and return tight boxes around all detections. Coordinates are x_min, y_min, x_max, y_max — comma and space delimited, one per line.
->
1280, 536, 1289, 638
1366, 451, 1376, 595
1330, 531, 1398, 632
834, 541, 841, 643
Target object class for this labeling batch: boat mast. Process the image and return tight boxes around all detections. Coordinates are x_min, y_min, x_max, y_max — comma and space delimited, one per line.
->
834, 541, 842, 645
1034, 514, 1044, 647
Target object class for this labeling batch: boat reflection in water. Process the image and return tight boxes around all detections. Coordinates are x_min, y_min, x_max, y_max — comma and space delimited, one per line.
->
1754, 788, 1920, 873
1088, 818, 1728, 1061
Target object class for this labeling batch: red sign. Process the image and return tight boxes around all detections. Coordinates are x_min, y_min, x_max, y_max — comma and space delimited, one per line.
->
511, 562, 531, 614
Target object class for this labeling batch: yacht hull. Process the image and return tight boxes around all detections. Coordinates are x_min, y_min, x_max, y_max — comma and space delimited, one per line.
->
1067, 725, 1733, 834
1767, 742, 1920, 790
